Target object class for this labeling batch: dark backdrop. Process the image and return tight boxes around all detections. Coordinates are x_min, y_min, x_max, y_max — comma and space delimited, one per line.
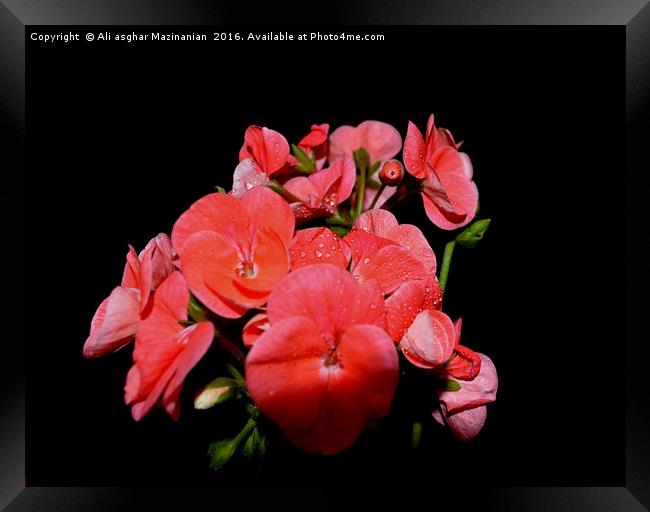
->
26, 26, 624, 486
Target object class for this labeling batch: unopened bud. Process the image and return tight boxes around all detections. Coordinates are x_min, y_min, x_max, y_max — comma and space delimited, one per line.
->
194, 377, 235, 409
455, 218, 491, 248
379, 160, 404, 186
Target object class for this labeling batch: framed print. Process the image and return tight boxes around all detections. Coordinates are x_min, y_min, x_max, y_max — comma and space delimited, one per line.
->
1, 1, 649, 510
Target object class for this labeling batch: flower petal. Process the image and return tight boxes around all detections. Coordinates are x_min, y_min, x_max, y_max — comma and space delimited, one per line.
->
446, 344, 482, 381
352, 244, 428, 295
385, 280, 429, 342
240, 185, 295, 245
83, 286, 141, 358
161, 321, 215, 419
245, 316, 329, 431
443, 404, 488, 442
400, 309, 456, 368
353, 209, 399, 236
178, 230, 249, 318
267, 263, 385, 336
239, 125, 290, 175
403, 120, 428, 179
231, 158, 270, 199
243, 312, 270, 347
356, 120, 402, 164
171, 193, 248, 254
438, 353, 498, 415
246, 319, 397, 455
289, 227, 348, 270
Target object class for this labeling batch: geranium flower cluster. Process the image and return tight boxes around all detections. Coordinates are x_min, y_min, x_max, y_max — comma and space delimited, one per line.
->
83, 116, 498, 463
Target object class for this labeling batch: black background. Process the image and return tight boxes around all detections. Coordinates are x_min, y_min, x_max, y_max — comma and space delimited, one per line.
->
26, 26, 624, 486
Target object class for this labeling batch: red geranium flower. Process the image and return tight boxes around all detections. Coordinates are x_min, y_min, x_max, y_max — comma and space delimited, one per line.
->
293, 123, 329, 170
283, 155, 356, 222
124, 271, 214, 421
400, 310, 497, 441
329, 120, 402, 165
245, 264, 398, 455
403, 114, 478, 230
172, 186, 294, 318
238, 125, 290, 175
329, 120, 403, 210
231, 125, 290, 198
83, 233, 174, 358
432, 352, 498, 441
344, 210, 442, 341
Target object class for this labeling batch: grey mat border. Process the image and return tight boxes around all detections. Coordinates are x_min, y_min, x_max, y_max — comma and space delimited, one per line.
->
1, 1, 647, 510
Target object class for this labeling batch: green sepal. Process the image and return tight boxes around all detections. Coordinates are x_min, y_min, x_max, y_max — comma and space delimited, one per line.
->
368, 160, 381, 176
208, 418, 256, 470
242, 427, 261, 461
455, 218, 491, 248
440, 379, 462, 392
353, 147, 370, 171
188, 294, 209, 323
208, 438, 238, 470
366, 177, 382, 189
215, 185, 226, 194
227, 364, 246, 385
291, 144, 315, 173
330, 226, 350, 238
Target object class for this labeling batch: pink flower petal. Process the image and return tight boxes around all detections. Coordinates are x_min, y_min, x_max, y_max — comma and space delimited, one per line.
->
171, 193, 248, 254
403, 120, 428, 179
240, 185, 295, 245
438, 353, 498, 415
289, 227, 348, 270
242, 312, 270, 347
83, 286, 141, 358
267, 263, 386, 336
329, 120, 401, 164
400, 309, 456, 369
440, 404, 488, 442
231, 158, 270, 198
239, 125, 290, 175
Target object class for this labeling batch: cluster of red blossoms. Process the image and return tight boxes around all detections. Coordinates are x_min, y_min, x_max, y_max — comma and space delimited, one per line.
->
83, 115, 498, 459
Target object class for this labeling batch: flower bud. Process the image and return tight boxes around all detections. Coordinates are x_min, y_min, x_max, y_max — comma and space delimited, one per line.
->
194, 377, 235, 409
379, 160, 404, 186
455, 218, 491, 248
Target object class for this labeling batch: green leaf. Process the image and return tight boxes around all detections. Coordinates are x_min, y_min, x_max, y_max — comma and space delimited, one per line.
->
440, 379, 462, 392
194, 377, 236, 409
455, 218, 491, 248
291, 144, 315, 172
208, 438, 238, 470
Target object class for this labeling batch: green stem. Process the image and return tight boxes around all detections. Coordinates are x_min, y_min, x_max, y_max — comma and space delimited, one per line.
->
367, 183, 387, 210
217, 332, 246, 366
266, 181, 303, 203
412, 421, 423, 449
233, 417, 257, 447
353, 160, 367, 218
439, 240, 456, 294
